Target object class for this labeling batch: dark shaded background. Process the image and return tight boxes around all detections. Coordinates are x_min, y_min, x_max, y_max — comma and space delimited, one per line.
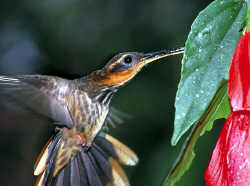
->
0, 0, 225, 185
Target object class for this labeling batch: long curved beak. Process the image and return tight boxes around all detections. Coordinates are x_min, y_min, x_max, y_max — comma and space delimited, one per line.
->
142, 47, 185, 65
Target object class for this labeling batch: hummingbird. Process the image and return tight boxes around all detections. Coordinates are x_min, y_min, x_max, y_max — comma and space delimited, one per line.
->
0, 47, 184, 186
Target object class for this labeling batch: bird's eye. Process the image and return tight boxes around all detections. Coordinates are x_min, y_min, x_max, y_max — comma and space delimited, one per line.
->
123, 55, 134, 64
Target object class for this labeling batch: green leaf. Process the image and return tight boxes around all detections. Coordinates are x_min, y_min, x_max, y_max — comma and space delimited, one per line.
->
171, 0, 247, 145
246, 5, 250, 30
200, 82, 231, 135
164, 81, 231, 186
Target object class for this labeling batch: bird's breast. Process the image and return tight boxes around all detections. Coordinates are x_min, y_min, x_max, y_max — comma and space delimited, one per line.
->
67, 90, 109, 141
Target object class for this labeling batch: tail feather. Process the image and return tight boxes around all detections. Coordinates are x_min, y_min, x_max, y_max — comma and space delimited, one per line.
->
92, 144, 129, 186
91, 144, 113, 182
70, 157, 81, 186
53, 169, 64, 186
34, 137, 53, 176
108, 158, 129, 186
35, 133, 63, 186
62, 163, 71, 186
95, 132, 138, 166
43, 133, 63, 186
76, 155, 89, 185
35, 171, 46, 186
34, 132, 138, 186
81, 151, 105, 186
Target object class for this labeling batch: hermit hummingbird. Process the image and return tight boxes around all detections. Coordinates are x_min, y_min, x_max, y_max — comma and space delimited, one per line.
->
0, 47, 184, 186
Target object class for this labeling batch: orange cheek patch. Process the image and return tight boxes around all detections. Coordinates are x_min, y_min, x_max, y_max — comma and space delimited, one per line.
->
99, 65, 142, 86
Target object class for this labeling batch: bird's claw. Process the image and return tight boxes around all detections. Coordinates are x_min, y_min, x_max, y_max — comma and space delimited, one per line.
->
75, 134, 92, 151
83, 141, 92, 151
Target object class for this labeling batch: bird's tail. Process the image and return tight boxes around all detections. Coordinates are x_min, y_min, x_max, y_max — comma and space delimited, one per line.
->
34, 132, 138, 186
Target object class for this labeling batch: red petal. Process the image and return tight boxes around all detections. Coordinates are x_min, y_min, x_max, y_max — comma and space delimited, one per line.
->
229, 31, 250, 111
205, 112, 250, 186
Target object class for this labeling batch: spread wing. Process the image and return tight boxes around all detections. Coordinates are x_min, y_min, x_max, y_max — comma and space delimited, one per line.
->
0, 75, 73, 128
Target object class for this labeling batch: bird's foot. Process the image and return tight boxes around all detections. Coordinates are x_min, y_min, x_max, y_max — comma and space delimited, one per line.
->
83, 141, 92, 151
86, 141, 92, 148
76, 134, 92, 151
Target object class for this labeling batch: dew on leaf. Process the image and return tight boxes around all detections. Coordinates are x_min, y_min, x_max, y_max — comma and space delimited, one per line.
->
198, 32, 203, 39
176, 115, 181, 120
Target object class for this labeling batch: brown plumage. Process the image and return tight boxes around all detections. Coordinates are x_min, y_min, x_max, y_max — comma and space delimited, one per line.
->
0, 47, 184, 186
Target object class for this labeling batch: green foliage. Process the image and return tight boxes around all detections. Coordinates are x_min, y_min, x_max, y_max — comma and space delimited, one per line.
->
171, 0, 247, 146
246, 6, 250, 30
164, 0, 248, 185
164, 81, 230, 186
200, 82, 231, 136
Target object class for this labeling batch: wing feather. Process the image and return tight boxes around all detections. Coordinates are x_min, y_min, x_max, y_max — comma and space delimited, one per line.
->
0, 75, 73, 128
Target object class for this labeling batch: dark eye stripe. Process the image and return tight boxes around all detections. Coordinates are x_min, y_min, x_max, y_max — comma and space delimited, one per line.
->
109, 63, 127, 73
107, 54, 136, 73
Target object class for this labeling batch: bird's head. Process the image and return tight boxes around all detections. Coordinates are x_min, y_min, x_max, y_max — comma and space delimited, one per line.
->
90, 48, 184, 88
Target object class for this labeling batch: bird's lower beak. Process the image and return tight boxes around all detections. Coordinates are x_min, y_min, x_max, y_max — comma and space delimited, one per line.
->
142, 47, 185, 65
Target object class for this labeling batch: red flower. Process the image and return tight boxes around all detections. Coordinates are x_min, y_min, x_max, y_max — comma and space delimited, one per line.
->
228, 30, 250, 112
204, 30, 250, 186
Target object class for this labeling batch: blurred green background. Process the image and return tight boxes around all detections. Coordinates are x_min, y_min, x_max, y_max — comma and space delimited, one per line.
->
0, 0, 226, 185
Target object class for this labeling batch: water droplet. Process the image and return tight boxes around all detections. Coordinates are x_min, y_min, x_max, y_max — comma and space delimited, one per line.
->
176, 97, 180, 101
200, 90, 204, 94
196, 94, 200, 98
195, 68, 199, 72
176, 115, 181, 119
198, 33, 203, 39
199, 48, 202, 52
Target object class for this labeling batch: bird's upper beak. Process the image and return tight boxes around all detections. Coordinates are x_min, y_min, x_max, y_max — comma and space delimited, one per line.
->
142, 47, 185, 65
